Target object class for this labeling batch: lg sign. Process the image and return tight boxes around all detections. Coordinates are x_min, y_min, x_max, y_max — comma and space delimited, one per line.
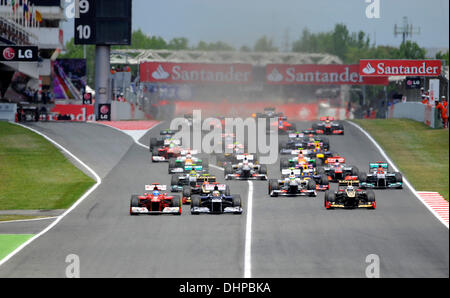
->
0, 46, 38, 62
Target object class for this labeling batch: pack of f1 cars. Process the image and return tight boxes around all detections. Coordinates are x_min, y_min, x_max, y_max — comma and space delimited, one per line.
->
224, 154, 267, 180
168, 151, 209, 174
268, 170, 317, 197
216, 142, 246, 167
151, 140, 183, 162
149, 129, 179, 150
309, 117, 344, 135
288, 166, 330, 191
279, 133, 330, 153
359, 162, 403, 189
171, 173, 229, 204
324, 178, 376, 209
280, 150, 320, 170
130, 184, 181, 215
190, 186, 243, 215
320, 156, 359, 182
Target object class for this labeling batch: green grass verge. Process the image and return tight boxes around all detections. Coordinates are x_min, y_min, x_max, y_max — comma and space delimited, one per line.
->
353, 119, 449, 201
0, 122, 96, 210
0, 234, 34, 260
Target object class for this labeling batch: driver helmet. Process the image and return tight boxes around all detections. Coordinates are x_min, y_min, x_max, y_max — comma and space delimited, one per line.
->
347, 185, 355, 192
152, 190, 160, 196
212, 190, 220, 197
189, 170, 197, 177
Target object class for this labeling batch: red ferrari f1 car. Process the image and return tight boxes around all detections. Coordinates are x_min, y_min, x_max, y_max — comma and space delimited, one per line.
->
130, 184, 181, 215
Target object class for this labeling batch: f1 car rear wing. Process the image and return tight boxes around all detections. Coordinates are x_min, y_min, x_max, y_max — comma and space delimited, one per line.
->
198, 176, 217, 183
145, 184, 167, 191
288, 133, 304, 138
236, 154, 254, 161
160, 130, 177, 136
203, 183, 227, 191
282, 169, 301, 176
338, 179, 360, 187
184, 165, 203, 171
320, 116, 335, 121
327, 157, 345, 164
180, 149, 199, 156
290, 149, 310, 155
369, 162, 388, 169
164, 139, 181, 146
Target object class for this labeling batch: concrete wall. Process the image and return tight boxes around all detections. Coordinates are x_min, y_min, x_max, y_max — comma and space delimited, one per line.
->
0, 103, 16, 121
111, 101, 148, 121
388, 102, 442, 128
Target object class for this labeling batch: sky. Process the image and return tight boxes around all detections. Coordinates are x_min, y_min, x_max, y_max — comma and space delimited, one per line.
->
62, 0, 449, 50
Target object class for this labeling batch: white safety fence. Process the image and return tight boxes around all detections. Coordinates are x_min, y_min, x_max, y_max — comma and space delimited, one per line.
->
387, 102, 442, 128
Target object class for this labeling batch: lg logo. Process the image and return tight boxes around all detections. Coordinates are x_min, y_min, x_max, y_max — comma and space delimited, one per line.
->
365, 0, 381, 19
2, 47, 15, 61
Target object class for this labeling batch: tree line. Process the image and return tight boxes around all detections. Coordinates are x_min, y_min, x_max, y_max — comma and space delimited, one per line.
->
61, 24, 449, 87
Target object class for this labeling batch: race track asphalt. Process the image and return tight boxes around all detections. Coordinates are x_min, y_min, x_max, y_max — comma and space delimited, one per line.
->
0, 120, 447, 278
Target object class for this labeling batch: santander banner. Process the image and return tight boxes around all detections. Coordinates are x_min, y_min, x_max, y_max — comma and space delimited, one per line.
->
266, 64, 388, 85
360, 59, 442, 77
140, 62, 253, 84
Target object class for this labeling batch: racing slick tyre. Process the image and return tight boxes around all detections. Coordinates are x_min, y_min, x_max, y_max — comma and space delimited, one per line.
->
259, 165, 267, 175
151, 148, 159, 162
171, 195, 182, 212
268, 179, 279, 195
316, 158, 324, 167
319, 174, 329, 186
191, 195, 201, 214
321, 137, 330, 149
232, 194, 242, 208
150, 138, 158, 151
182, 186, 192, 199
307, 179, 316, 191
168, 158, 176, 171
395, 172, 403, 188
171, 174, 180, 187
130, 195, 140, 215
325, 191, 335, 209
317, 167, 325, 175
280, 158, 290, 171
366, 190, 376, 209
359, 172, 367, 183
350, 166, 360, 177
224, 165, 233, 178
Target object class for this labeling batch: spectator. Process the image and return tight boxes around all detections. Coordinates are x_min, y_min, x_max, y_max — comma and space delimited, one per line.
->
436, 96, 448, 128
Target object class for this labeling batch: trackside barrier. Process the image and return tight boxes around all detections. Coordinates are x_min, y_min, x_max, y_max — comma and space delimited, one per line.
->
111, 101, 150, 121
173, 101, 319, 121
0, 103, 17, 122
387, 102, 443, 128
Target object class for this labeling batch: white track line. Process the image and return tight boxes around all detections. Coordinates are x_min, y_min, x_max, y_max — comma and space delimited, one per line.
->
348, 121, 449, 229
201, 163, 253, 278
0, 123, 103, 268
244, 180, 253, 278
